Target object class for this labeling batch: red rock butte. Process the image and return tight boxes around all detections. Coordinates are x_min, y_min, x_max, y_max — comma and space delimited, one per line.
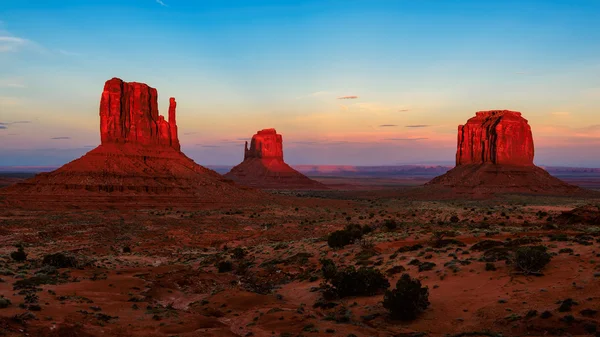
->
425, 110, 583, 196
100, 78, 180, 150
456, 110, 534, 166
0, 78, 265, 209
225, 129, 327, 189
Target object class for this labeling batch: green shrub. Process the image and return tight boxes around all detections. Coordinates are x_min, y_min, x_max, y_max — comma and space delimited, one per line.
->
512, 246, 552, 275
383, 274, 430, 320
326, 266, 390, 298
383, 220, 397, 230
231, 247, 247, 260
43, 253, 78, 268
11, 246, 27, 262
217, 261, 233, 273
320, 259, 337, 281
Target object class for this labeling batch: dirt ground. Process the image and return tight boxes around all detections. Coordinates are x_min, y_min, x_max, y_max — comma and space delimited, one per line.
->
1, 179, 600, 336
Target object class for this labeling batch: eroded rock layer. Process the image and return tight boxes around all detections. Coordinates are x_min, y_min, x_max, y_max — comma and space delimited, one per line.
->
456, 110, 534, 166
225, 129, 327, 190
100, 78, 180, 150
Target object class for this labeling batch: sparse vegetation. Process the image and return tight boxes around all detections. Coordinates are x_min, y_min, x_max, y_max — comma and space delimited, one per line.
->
511, 246, 552, 275
383, 273, 430, 320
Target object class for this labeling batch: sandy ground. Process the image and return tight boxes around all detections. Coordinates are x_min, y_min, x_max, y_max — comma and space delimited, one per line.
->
1, 177, 600, 336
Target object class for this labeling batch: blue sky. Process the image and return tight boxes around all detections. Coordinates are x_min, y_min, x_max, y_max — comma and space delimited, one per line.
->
1, 0, 599, 166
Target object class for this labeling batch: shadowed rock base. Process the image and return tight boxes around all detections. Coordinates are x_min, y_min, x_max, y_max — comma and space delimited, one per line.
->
225, 128, 327, 190
0, 144, 264, 209
421, 164, 586, 198
225, 157, 327, 190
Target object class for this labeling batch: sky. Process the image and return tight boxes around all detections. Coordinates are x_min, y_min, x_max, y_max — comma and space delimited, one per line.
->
1, 0, 599, 167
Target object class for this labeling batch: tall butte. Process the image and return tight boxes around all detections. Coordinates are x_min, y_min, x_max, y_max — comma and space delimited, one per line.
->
426, 110, 582, 195
224, 129, 327, 189
0, 78, 263, 209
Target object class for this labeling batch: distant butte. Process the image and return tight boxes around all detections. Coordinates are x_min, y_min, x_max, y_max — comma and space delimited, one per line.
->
424, 110, 584, 196
0, 78, 264, 209
224, 128, 327, 190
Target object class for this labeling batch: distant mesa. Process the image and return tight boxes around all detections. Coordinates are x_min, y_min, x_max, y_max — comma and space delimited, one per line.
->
425, 110, 584, 196
0, 77, 264, 209
224, 128, 327, 190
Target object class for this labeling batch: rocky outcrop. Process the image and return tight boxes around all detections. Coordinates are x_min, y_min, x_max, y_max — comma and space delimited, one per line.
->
244, 128, 284, 160
0, 78, 266, 209
225, 129, 327, 190
456, 110, 534, 166
100, 78, 180, 150
424, 110, 584, 197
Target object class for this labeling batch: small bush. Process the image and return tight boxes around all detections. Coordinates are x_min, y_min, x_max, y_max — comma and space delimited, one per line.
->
43, 253, 78, 268
231, 247, 247, 260
512, 246, 552, 275
327, 224, 368, 249
0, 297, 11, 309
216, 261, 233, 273
326, 266, 390, 298
328, 230, 354, 249
11, 246, 27, 262
383, 220, 397, 230
320, 259, 337, 281
383, 273, 430, 320
123, 246, 131, 253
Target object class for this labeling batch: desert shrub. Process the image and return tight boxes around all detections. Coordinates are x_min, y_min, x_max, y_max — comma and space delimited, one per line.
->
216, 261, 233, 273
512, 246, 552, 275
0, 297, 11, 309
11, 245, 27, 262
123, 246, 131, 253
383, 219, 397, 230
328, 230, 354, 249
327, 223, 375, 249
43, 252, 78, 268
320, 259, 337, 281
231, 247, 247, 260
449, 215, 460, 223
485, 262, 497, 271
326, 266, 390, 298
383, 273, 430, 320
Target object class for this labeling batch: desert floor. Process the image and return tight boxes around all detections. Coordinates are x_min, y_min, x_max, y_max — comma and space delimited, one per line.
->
1, 176, 600, 336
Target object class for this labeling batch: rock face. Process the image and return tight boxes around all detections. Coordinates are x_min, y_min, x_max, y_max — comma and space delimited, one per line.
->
244, 128, 284, 160
0, 78, 264, 209
425, 110, 583, 197
100, 78, 180, 151
456, 110, 534, 166
225, 129, 327, 190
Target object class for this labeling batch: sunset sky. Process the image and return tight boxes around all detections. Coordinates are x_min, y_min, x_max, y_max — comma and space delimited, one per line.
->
1, 0, 599, 167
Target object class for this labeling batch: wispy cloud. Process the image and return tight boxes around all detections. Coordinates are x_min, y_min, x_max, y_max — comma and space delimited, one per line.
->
57, 49, 81, 56
0, 97, 21, 106
379, 124, 398, 127
0, 36, 30, 53
337, 95, 358, 100
195, 144, 220, 148
384, 138, 428, 141
398, 109, 410, 112
156, 0, 168, 7
296, 91, 331, 99
51, 137, 71, 140
0, 125, 6, 130
0, 78, 26, 88
405, 125, 430, 128
550, 111, 570, 117
183, 132, 198, 135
